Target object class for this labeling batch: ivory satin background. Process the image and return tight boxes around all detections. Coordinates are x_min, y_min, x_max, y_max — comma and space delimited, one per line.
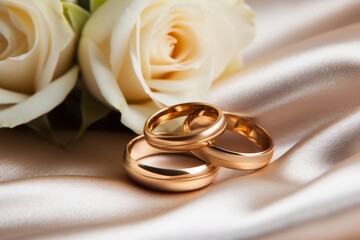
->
1, 0, 360, 239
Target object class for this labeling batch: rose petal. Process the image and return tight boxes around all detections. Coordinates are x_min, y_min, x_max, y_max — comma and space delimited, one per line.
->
207, 0, 255, 50
0, 0, 75, 93
141, 4, 207, 79
0, 66, 78, 128
130, 8, 215, 106
0, 2, 36, 93
117, 44, 150, 102
204, 0, 255, 78
79, 37, 127, 111
0, 46, 36, 94
0, 15, 26, 60
109, 0, 153, 77
4, 1, 35, 49
149, 87, 208, 106
32, 0, 75, 90
0, 88, 29, 104
81, 0, 152, 84
121, 101, 161, 134
130, 31, 213, 106
81, 0, 124, 43
146, 77, 205, 92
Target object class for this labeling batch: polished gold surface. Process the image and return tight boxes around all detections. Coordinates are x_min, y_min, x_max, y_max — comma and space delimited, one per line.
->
144, 102, 226, 152
185, 112, 274, 170
124, 135, 219, 192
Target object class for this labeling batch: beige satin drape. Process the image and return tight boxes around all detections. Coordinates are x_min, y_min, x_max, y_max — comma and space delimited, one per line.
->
1, 0, 360, 239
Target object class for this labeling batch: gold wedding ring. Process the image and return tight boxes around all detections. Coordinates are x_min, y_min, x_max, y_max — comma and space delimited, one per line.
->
124, 102, 275, 192
184, 112, 274, 170
124, 135, 219, 192
144, 102, 226, 152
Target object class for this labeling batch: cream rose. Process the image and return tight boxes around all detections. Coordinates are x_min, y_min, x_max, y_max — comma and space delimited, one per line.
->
0, 0, 85, 127
79, 0, 255, 133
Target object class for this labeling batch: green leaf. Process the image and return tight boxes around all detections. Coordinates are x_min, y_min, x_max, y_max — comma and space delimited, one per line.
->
90, 0, 107, 12
62, 2, 90, 35
74, 86, 112, 141
27, 115, 65, 147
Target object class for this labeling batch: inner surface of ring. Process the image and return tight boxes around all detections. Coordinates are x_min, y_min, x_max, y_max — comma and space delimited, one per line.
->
127, 136, 213, 176
185, 113, 272, 153
227, 114, 272, 151
148, 104, 220, 135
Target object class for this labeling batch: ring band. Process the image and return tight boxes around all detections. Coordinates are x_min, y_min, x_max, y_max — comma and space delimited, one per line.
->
184, 112, 274, 170
144, 102, 226, 152
124, 135, 219, 192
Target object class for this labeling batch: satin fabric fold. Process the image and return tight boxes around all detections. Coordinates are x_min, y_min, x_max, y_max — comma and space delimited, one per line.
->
1, 0, 360, 239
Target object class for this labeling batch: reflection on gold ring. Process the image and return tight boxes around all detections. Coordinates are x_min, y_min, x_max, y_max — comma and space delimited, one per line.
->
144, 102, 226, 152
124, 135, 219, 192
184, 112, 274, 170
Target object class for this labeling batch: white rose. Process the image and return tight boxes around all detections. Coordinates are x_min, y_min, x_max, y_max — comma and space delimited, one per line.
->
0, 0, 85, 127
79, 0, 255, 133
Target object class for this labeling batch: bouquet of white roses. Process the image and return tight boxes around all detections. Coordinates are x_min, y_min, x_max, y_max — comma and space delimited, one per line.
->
0, 0, 255, 141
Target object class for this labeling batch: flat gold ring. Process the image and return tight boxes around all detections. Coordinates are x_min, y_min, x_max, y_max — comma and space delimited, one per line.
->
144, 102, 226, 152
184, 112, 274, 170
124, 135, 219, 192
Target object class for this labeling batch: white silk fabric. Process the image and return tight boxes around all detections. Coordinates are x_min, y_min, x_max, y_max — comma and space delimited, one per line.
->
1, 0, 360, 239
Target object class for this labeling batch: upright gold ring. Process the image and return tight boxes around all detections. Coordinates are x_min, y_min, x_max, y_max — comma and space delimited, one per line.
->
184, 112, 274, 170
124, 135, 219, 192
144, 102, 226, 152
